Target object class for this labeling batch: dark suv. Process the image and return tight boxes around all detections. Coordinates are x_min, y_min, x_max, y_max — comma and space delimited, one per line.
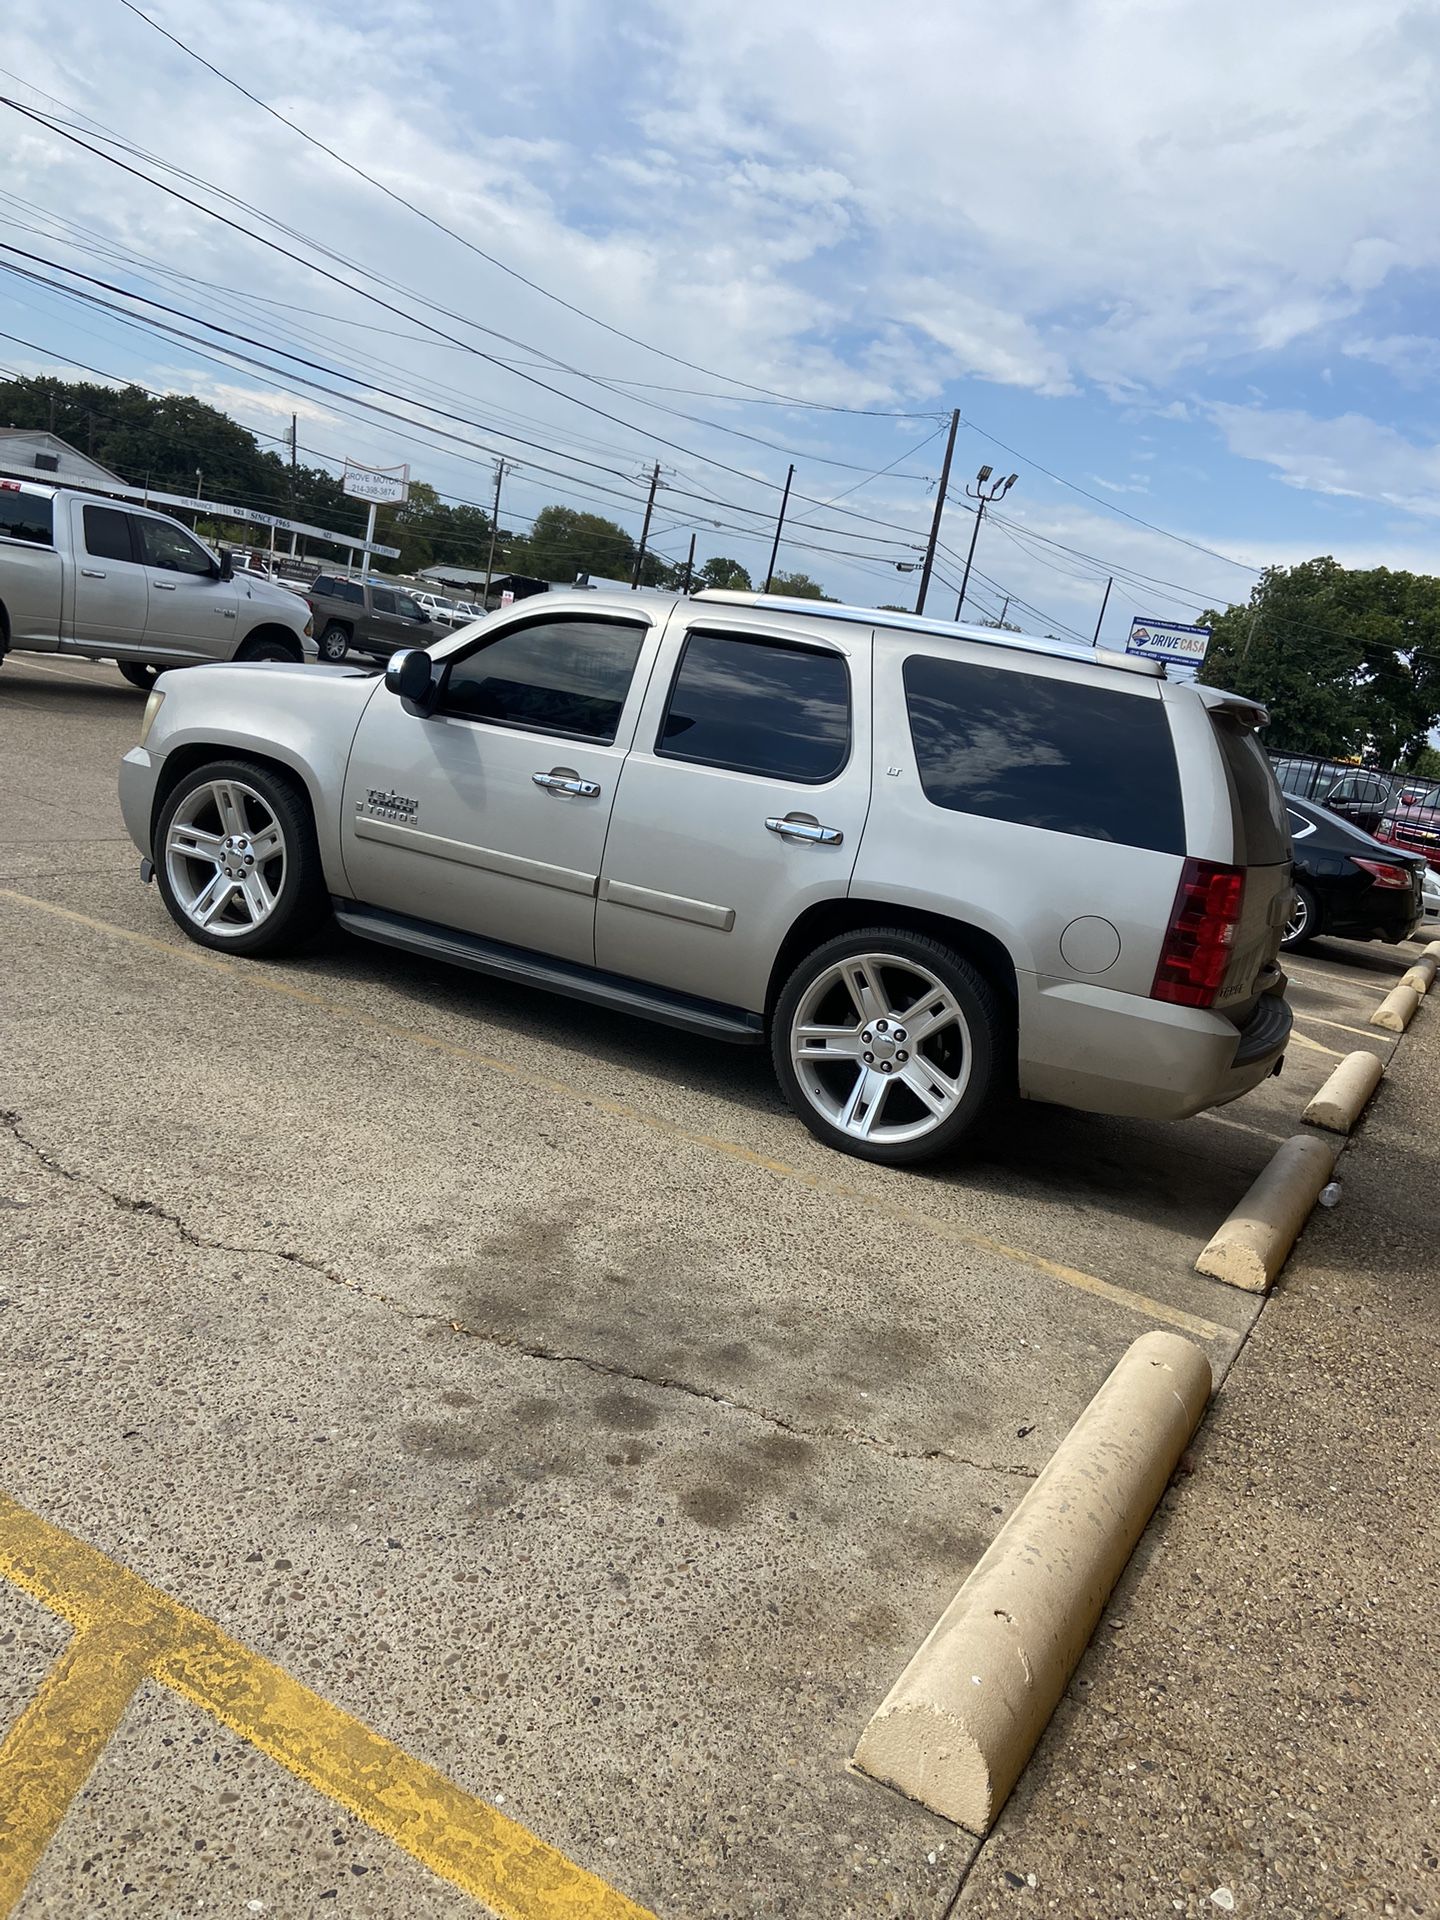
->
305, 576, 434, 662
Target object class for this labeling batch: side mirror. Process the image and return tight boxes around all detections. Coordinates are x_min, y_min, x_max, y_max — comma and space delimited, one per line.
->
418, 610, 432, 624
216, 548, 234, 582
384, 647, 436, 713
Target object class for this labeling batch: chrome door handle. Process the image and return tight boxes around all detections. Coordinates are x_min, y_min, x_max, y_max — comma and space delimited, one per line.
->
766, 815, 843, 845
81, 568, 106, 578
153, 580, 178, 591
532, 771, 601, 798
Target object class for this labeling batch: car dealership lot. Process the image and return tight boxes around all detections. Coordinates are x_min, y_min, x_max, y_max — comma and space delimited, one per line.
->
0, 656, 1423, 1917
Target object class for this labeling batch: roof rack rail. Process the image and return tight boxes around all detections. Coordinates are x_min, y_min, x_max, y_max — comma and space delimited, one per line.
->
688, 588, 1165, 677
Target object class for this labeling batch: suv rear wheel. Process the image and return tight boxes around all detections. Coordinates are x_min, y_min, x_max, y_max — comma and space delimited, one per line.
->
318, 623, 350, 662
771, 928, 1005, 1164
154, 758, 328, 956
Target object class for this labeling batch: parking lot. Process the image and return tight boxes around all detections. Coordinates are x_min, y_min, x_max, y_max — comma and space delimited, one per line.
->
0, 653, 1430, 1917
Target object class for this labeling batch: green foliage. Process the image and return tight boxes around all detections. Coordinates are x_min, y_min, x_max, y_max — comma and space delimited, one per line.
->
505, 506, 636, 583
699, 555, 753, 590
1199, 556, 1440, 766
767, 569, 836, 601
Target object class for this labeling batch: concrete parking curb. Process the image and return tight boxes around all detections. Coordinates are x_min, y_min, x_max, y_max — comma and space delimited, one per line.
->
1425, 940, 1440, 962
1399, 955, 1436, 996
851, 1331, 1211, 1835
1371, 984, 1421, 1033
1193, 1132, 1338, 1292
1303, 1050, 1384, 1134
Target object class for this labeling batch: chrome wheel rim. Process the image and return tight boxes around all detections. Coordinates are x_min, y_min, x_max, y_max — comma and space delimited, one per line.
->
1285, 890, 1308, 942
790, 952, 972, 1145
165, 778, 286, 937
320, 631, 347, 660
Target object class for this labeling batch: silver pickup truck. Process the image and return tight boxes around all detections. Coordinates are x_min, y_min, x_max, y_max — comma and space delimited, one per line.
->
0, 480, 316, 689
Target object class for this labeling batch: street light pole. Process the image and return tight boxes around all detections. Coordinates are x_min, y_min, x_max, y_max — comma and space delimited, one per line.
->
953, 466, 1018, 619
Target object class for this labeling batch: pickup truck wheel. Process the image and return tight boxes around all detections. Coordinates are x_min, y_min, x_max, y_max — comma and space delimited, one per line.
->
236, 635, 302, 664
118, 663, 159, 690
317, 623, 350, 662
771, 928, 1005, 1165
155, 758, 327, 957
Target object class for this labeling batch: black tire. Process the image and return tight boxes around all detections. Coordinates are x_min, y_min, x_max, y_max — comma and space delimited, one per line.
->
770, 926, 1007, 1166
236, 633, 302, 664
318, 623, 350, 662
118, 662, 159, 690
1281, 882, 1321, 951
154, 757, 329, 957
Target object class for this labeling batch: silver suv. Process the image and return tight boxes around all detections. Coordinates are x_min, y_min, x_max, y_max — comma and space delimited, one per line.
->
118, 588, 1294, 1165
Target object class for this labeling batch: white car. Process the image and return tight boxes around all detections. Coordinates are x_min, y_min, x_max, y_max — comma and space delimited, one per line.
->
415, 592, 476, 628
1421, 865, 1440, 927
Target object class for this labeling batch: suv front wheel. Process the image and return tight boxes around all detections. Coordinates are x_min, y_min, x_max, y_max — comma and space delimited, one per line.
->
771, 928, 1005, 1165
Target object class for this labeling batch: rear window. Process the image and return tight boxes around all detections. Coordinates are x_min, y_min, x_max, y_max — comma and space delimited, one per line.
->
310, 575, 336, 596
1210, 714, 1289, 864
0, 489, 53, 545
658, 630, 851, 783
902, 654, 1185, 855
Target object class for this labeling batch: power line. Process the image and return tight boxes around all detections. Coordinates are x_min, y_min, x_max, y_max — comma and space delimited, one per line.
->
110, 0, 943, 423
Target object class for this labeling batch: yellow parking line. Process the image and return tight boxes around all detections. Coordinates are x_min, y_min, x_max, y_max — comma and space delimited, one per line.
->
0, 886, 1229, 1343
1285, 966, 1392, 993
1293, 1011, 1393, 1042
1285, 1029, 1346, 1059
0, 1493, 652, 1920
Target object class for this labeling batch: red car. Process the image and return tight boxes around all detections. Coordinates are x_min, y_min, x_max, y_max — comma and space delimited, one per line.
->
1374, 795, 1440, 872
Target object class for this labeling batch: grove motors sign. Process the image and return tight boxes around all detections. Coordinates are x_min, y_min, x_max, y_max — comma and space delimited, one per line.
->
342, 459, 410, 505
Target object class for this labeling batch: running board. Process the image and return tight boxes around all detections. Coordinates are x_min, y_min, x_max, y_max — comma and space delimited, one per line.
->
332, 899, 766, 1045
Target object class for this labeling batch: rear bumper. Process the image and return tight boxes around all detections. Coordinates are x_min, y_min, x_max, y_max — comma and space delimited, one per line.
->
1017, 972, 1291, 1122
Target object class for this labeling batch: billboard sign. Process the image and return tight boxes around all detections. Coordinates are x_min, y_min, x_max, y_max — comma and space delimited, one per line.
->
1126, 617, 1210, 677
342, 459, 410, 505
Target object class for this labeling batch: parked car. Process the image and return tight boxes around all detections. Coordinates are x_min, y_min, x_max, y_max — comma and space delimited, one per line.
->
414, 591, 479, 628
1282, 795, 1425, 949
1420, 864, 1440, 929
304, 575, 434, 661
119, 588, 1294, 1166
1373, 795, 1440, 874
0, 480, 316, 688
1273, 759, 1401, 835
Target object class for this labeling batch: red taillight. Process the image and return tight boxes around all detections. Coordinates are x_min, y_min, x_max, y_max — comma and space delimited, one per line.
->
1152, 859, 1246, 1008
1352, 856, 1412, 890
1372, 819, 1396, 843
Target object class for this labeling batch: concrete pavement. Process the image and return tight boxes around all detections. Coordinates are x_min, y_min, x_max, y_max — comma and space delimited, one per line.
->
955, 984, 1440, 1919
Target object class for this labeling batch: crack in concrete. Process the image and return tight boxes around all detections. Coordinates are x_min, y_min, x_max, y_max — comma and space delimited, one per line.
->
2, 1110, 1037, 1480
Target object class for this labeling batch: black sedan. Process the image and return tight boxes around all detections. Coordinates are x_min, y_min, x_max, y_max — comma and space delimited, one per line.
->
1283, 796, 1426, 950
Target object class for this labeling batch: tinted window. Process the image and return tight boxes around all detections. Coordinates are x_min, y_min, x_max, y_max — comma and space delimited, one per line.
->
337, 580, 364, 604
0, 489, 53, 545
139, 517, 212, 576
902, 654, 1185, 855
658, 630, 850, 783
311, 575, 336, 596
371, 587, 397, 614
395, 593, 423, 621
441, 616, 646, 742
1210, 714, 1289, 864
83, 505, 136, 563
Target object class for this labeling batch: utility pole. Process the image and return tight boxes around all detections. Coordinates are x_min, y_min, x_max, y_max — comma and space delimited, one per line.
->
954, 466, 1018, 619
915, 408, 960, 617
1092, 576, 1113, 646
631, 460, 660, 589
483, 459, 505, 604
681, 532, 696, 594
764, 463, 796, 593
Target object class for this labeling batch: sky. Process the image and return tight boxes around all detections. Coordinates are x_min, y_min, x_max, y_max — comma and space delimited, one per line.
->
1, 0, 1438, 645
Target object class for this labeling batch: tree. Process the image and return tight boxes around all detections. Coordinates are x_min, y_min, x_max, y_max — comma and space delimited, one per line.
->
699, 555, 753, 591
767, 569, 835, 601
506, 506, 637, 583
1199, 557, 1440, 765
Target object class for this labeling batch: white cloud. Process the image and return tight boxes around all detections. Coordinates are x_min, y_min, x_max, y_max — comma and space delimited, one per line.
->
1210, 402, 1440, 519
